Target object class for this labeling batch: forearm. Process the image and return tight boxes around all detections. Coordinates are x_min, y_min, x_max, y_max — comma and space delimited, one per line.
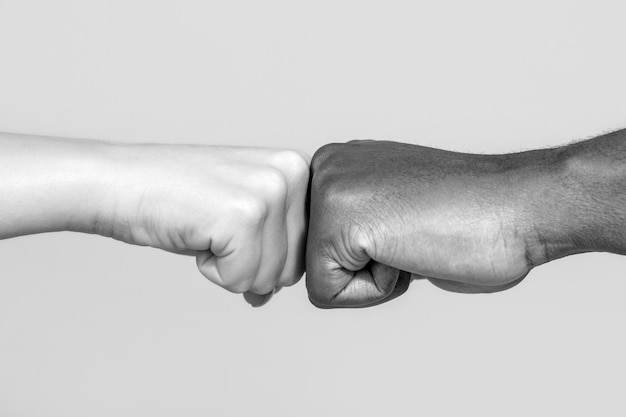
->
520, 128, 626, 263
0, 132, 117, 239
560, 129, 626, 253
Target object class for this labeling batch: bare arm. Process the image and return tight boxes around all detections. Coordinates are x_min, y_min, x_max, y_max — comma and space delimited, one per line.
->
0, 132, 310, 305
537, 129, 626, 261
306, 129, 626, 307
0, 132, 116, 238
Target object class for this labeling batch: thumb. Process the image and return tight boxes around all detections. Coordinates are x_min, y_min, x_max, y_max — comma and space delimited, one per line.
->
243, 291, 274, 307
242, 287, 282, 307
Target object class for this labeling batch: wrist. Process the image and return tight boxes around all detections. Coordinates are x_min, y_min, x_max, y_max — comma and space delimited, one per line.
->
85, 141, 164, 243
509, 143, 623, 266
89, 142, 216, 247
0, 133, 123, 238
491, 147, 578, 266
553, 140, 626, 256
57, 139, 128, 237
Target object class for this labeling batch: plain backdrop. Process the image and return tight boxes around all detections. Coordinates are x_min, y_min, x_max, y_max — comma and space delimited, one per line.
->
1, 1, 626, 416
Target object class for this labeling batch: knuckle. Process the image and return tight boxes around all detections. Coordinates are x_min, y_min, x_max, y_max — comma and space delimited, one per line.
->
258, 167, 289, 203
312, 142, 341, 159
312, 177, 351, 213
310, 172, 352, 207
273, 149, 311, 179
310, 166, 335, 193
235, 195, 268, 226
311, 143, 342, 172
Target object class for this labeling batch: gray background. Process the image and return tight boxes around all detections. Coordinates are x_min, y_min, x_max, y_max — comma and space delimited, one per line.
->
1, 1, 626, 415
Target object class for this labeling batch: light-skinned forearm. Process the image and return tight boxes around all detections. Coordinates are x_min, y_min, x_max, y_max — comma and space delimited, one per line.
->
0, 132, 118, 239
0, 132, 309, 299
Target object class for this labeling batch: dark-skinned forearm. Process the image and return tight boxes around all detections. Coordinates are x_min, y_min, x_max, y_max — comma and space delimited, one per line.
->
522, 128, 626, 264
